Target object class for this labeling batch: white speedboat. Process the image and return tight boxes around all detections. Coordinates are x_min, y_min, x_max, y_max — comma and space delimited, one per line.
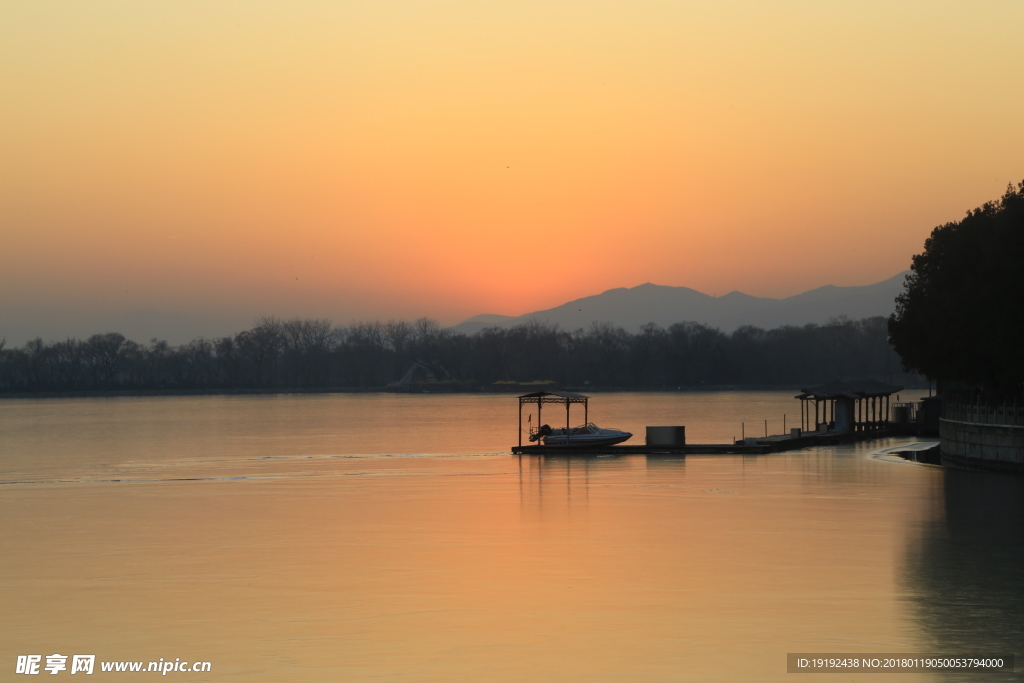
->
530, 422, 632, 447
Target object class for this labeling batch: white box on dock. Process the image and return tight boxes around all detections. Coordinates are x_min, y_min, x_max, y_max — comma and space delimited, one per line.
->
646, 426, 686, 446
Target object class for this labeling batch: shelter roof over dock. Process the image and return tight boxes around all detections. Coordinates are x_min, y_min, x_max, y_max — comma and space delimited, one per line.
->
517, 391, 590, 447
518, 390, 589, 402
796, 379, 903, 400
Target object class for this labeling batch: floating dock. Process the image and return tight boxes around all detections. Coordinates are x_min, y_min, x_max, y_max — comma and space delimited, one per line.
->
512, 428, 897, 456
512, 389, 905, 456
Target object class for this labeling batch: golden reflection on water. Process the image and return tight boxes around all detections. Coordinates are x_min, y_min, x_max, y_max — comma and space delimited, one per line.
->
2, 394, 1016, 681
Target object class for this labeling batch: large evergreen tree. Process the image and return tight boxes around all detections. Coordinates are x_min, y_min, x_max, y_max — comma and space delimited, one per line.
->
889, 181, 1024, 393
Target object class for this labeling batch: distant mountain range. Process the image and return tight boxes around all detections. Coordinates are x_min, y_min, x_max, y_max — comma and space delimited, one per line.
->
453, 272, 909, 335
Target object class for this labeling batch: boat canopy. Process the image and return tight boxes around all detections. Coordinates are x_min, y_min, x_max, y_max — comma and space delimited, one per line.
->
518, 390, 589, 401
517, 391, 590, 446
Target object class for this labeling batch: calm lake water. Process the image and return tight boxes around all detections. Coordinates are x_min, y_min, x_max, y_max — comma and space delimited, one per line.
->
1, 392, 1021, 681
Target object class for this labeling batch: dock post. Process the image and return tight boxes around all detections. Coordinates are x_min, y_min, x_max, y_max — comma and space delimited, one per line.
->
518, 399, 523, 447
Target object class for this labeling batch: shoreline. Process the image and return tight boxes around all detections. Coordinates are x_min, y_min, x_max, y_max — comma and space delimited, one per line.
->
0, 383, 931, 400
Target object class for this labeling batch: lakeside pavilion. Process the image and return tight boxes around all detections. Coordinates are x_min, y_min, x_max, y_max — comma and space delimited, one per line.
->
796, 379, 903, 434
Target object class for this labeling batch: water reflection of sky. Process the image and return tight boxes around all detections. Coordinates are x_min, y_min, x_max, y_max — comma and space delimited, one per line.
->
4, 394, 1020, 680
902, 469, 1024, 682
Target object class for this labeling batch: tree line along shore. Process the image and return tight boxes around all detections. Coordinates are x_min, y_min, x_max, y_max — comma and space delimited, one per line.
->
0, 315, 920, 394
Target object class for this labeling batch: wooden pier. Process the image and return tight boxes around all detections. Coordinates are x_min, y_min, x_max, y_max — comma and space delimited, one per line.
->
512, 428, 897, 456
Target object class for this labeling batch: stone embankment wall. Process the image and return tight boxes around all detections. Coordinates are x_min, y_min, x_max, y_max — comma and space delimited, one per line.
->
940, 399, 1024, 472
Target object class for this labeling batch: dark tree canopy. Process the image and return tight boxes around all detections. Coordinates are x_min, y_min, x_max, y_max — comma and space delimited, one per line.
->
0, 315, 916, 393
889, 181, 1024, 392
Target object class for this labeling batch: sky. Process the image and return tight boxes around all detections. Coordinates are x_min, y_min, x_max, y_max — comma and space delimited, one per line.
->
2, 1, 1023, 344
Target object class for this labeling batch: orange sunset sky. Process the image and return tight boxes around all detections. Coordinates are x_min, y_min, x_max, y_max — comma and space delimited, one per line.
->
2, 1, 1023, 343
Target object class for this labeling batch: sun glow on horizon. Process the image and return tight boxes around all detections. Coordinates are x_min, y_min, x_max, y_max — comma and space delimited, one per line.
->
2, 1, 1023, 341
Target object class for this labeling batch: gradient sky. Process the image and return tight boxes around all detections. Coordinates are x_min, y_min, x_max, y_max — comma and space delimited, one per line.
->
2, 1, 1023, 343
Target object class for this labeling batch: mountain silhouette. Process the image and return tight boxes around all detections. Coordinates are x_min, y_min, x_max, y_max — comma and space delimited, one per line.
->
453, 272, 908, 334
